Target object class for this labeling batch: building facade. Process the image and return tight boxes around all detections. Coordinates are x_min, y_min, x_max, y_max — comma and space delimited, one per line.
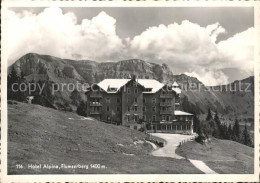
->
85, 77, 193, 134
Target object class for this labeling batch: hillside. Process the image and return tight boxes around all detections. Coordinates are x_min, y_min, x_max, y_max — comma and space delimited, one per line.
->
176, 138, 254, 174
9, 53, 254, 123
8, 101, 202, 174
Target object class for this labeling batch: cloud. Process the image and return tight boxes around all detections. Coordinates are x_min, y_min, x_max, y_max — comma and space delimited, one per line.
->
128, 20, 254, 85
206, 22, 226, 43
5, 8, 254, 86
185, 69, 229, 86
5, 7, 124, 64
217, 27, 254, 73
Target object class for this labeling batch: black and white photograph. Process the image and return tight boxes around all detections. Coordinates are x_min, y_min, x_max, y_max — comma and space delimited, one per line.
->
1, 1, 259, 182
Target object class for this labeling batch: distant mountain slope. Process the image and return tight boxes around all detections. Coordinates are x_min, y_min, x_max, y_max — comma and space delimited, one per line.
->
9, 53, 254, 121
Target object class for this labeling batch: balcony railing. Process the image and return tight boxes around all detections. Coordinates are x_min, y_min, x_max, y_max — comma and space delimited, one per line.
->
160, 110, 172, 114
90, 102, 102, 106
160, 102, 172, 106
90, 111, 101, 115
160, 94, 173, 98
90, 93, 102, 98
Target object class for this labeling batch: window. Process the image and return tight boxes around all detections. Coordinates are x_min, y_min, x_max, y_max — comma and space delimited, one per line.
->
152, 115, 156, 121
135, 88, 138, 94
152, 106, 156, 112
134, 125, 137, 130
143, 115, 146, 121
106, 106, 110, 112
117, 98, 120, 103
127, 106, 130, 112
166, 116, 170, 121
134, 115, 139, 122
143, 106, 146, 112
107, 116, 111, 121
106, 98, 110, 103
162, 115, 165, 121
152, 98, 156, 103
143, 98, 146, 103
182, 125, 186, 130
126, 115, 130, 122
173, 125, 176, 130
134, 106, 138, 111
117, 106, 120, 112
162, 125, 166, 130
127, 88, 131, 94
134, 97, 138, 103
127, 97, 130, 103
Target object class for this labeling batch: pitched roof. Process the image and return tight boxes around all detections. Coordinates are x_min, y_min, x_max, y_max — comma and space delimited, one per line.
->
172, 88, 181, 94
137, 79, 165, 93
172, 81, 179, 87
98, 79, 130, 93
175, 110, 193, 116
97, 78, 165, 93
97, 78, 178, 94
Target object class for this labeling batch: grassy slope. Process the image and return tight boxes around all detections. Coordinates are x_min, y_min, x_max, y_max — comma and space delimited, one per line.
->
8, 102, 201, 174
176, 138, 254, 174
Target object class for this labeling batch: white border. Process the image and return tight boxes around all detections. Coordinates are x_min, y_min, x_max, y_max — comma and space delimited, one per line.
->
1, 1, 260, 182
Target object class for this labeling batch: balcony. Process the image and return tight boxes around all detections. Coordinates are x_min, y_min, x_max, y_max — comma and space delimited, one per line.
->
90, 111, 101, 115
160, 94, 173, 98
160, 102, 172, 106
90, 102, 102, 106
175, 98, 180, 104
160, 110, 172, 115
90, 93, 102, 98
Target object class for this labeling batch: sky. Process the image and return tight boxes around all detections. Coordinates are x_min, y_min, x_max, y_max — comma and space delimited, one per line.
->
5, 7, 254, 86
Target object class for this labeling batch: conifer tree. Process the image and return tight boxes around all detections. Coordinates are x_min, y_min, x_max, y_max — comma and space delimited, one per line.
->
193, 113, 200, 133
228, 124, 232, 140
77, 101, 87, 117
213, 111, 221, 138
242, 124, 252, 147
8, 66, 21, 100
206, 108, 213, 121
232, 117, 240, 142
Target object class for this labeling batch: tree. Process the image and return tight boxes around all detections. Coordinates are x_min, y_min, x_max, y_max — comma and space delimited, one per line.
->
70, 89, 82, 106
242, 124, 252, 147
7, 66, 28, 101
232, 117, 240, 142
76, 101, 87, 117
8, 66, 20, 100
214, 111, 221, 127
195, 118, 205, 143
193, 113, 200, 133
228, 124, 232, 140
206, 108, 213, 121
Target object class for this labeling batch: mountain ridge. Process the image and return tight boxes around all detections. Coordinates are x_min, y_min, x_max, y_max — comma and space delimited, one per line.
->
9, 53, 254, 122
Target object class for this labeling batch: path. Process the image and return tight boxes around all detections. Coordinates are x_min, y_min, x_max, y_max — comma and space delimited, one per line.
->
150, 133, 217, 174
189, 159, 217, 174
150, 133, 194, 159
